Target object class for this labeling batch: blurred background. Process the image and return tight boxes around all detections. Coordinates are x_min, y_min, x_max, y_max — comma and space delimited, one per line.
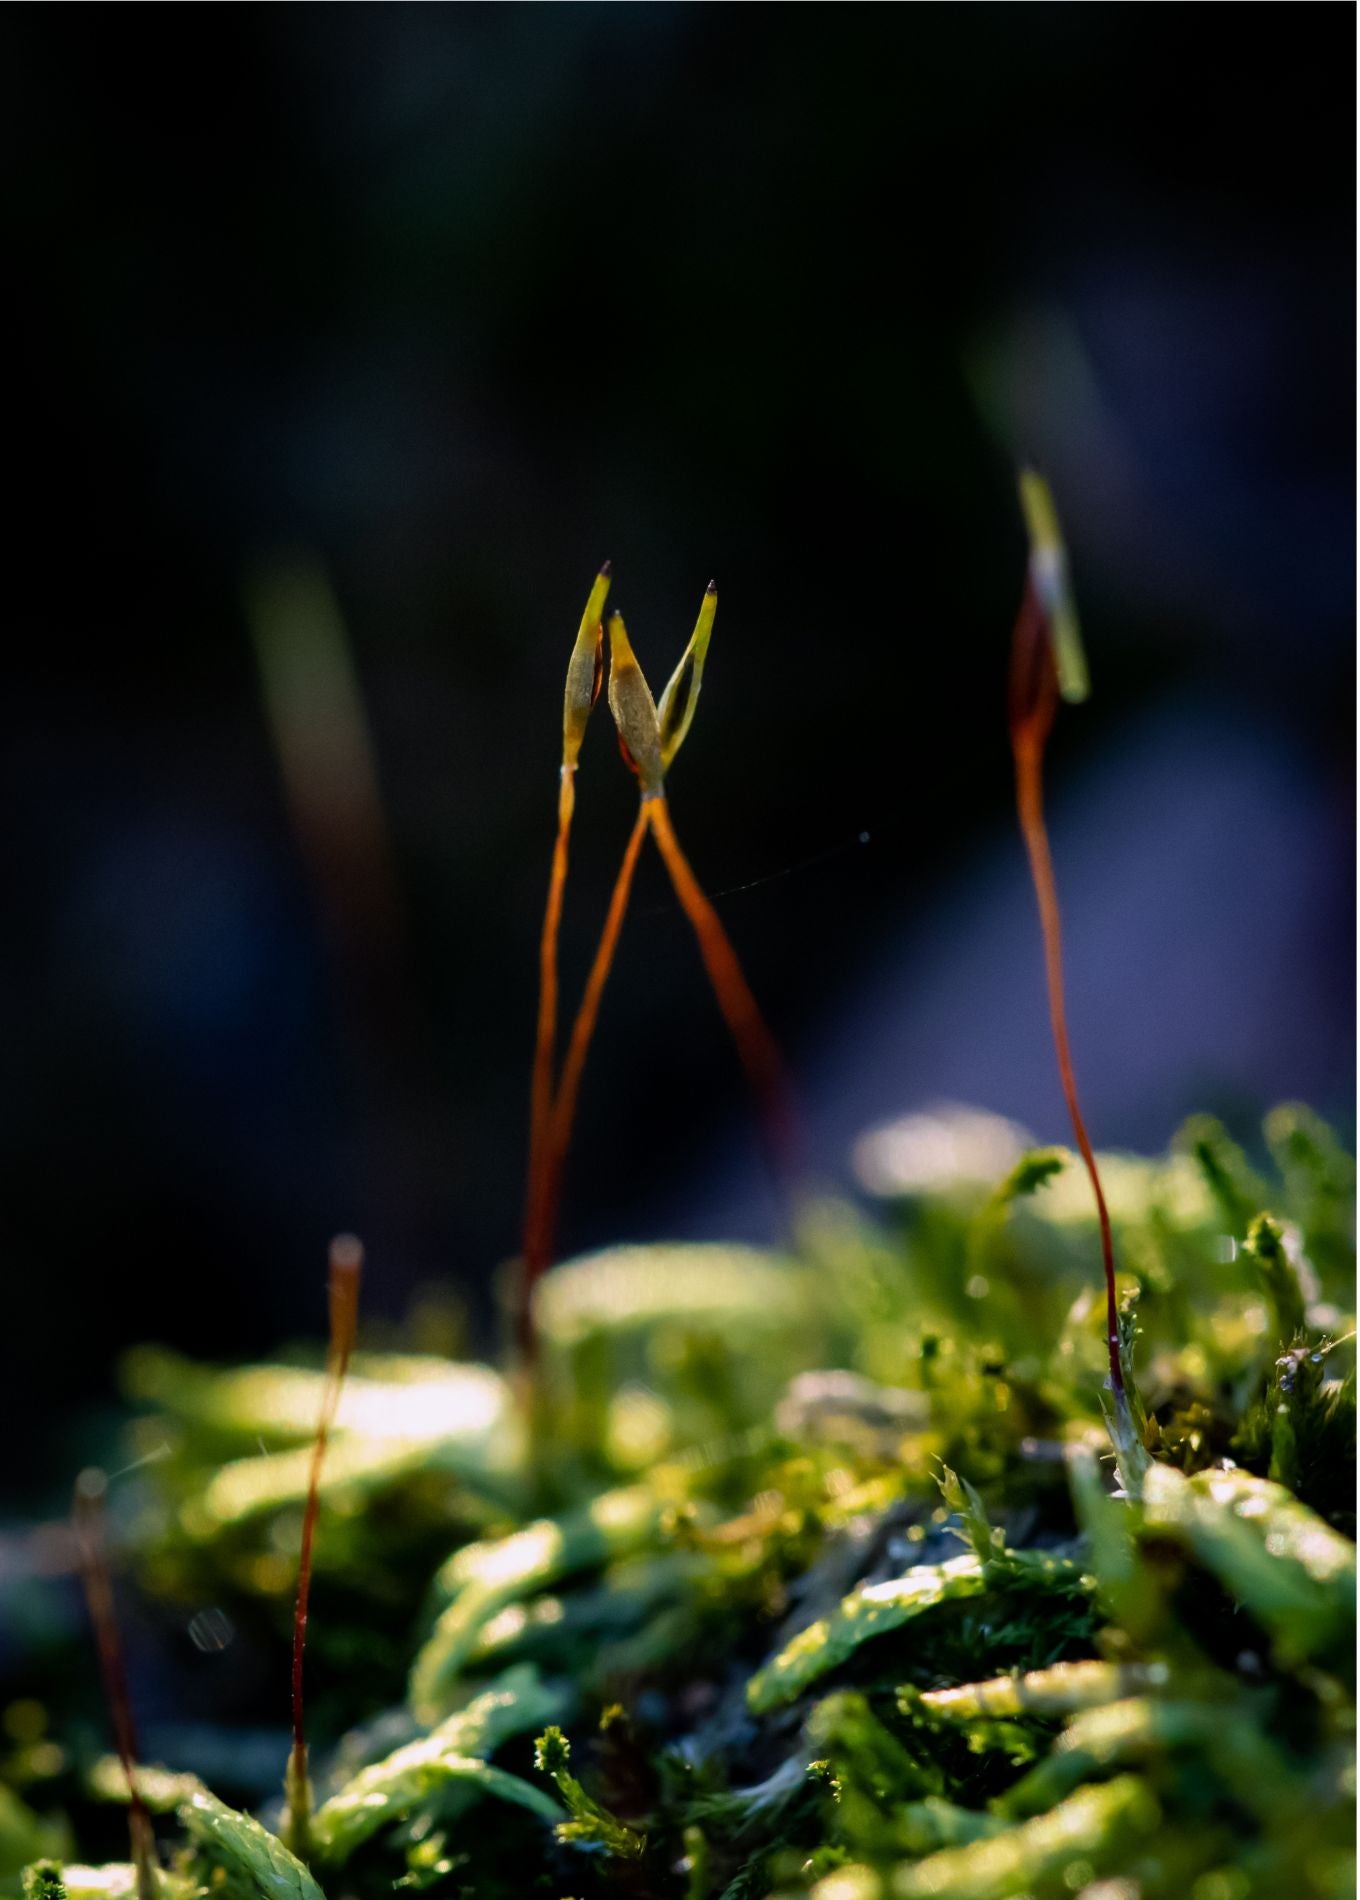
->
3, 5, 1353, 1488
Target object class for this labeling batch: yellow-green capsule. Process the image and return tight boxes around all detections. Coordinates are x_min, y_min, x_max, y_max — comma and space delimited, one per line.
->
562, 563, 612, 771
606, 613, 664, 798
658, 581, 717, 772
1018, 469, 1088, 704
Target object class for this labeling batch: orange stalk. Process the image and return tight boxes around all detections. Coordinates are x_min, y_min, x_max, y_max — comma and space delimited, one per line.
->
517, 564, 610, 1368
521, 805, 650, 1334
72, 1470, 158, 1900
646, 795, 799, 1189
524, 767, 576, 1266
1009, 579, 1123, 1400
286, 1234, 364, 1858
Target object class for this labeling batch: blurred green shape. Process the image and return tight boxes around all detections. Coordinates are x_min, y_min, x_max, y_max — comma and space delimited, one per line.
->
411, 1483, 678, 1722
1140, 1463, 1355, 1663
850, 1773, 1159, 1900
1018, 468, 1088, 704
87, 1761, 202, 1815
49, 1872, 190, 1900
0, 1789, 64, 1882
997, 1696, 1263, 1818
1175, 1116, 1269, 1241
124, 1351, 511, 1455
915, 1658, 1167, 1724
534, 1242, 818, 1347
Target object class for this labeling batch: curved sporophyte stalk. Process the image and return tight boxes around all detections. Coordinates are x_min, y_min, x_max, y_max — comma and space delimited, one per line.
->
621, 596, 797, 1182
644, 799, 797, 1176
517, 563, 611, 1361
72, 1468, 158, 1900
1008, 470, 1126, 1419
285, 1234, 364, 1861
554, 594, 795, 1208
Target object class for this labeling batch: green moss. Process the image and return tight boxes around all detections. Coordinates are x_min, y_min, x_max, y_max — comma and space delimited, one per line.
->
12, 1105, 1355, 1899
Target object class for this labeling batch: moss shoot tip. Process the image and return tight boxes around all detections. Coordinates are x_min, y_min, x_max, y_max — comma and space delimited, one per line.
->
534, 1726, 571, 1775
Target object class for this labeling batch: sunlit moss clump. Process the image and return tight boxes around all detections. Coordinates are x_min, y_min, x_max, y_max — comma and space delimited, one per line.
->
6, 1104, 1355, 1900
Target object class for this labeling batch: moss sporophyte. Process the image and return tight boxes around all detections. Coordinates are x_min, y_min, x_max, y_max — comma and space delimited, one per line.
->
516, 572, 797, 1367
34, 481, 1355, 1900
1008, 472, 1150, 1492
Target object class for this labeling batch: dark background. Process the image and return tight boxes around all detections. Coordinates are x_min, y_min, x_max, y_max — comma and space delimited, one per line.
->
3, 4, 1354, 1487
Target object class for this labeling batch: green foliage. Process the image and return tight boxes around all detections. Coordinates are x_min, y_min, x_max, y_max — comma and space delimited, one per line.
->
177, 1791, 324, 1900
311, 1667, 565, 1862
1139, 1463, 1355, 1666
1177, 1114, 1271, 1239
746, 1538, 1092, 1716
86, 1763, 202, 1816
410, 1484, 675, 1721
847, 1773, 1163, 1899
13, 1104, 1355, 1899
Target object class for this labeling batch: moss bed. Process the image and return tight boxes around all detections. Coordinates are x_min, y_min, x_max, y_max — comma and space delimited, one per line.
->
4, 1103, 1355, 1900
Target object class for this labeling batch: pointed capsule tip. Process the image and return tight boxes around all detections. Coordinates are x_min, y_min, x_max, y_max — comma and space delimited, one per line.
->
598, 559, 612, 577
705, 579, 717, 595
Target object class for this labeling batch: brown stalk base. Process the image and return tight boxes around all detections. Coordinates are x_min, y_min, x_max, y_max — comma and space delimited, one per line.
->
287, 1238, 363, 1858
73, 1472, 159, 1900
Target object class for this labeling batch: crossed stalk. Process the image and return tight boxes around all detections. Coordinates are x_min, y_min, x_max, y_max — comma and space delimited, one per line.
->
517, 570, 796, 1364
